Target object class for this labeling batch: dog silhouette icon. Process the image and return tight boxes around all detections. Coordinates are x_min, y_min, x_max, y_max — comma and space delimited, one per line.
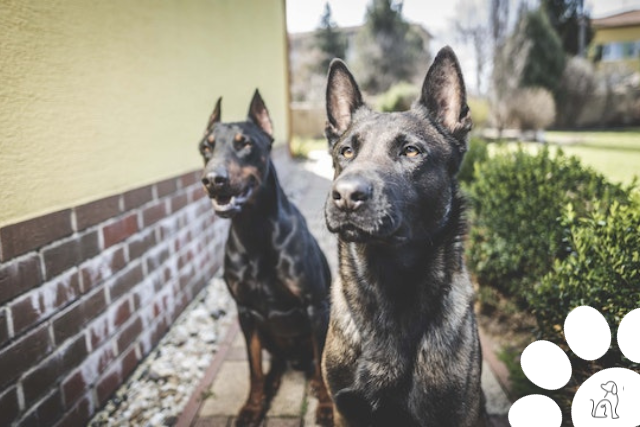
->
590, 381, 620, 419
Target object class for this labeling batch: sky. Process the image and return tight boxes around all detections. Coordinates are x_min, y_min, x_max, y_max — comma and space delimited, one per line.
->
285, 0, 640, 94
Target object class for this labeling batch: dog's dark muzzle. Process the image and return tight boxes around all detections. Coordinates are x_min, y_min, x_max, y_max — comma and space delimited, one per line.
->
201, 169, 253, 218
331, 175, 372, 212
326, 174, 401, 242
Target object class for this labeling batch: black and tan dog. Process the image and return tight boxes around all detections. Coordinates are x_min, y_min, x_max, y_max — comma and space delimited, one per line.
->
198, 91, 333, 426
321, 47, 488, 427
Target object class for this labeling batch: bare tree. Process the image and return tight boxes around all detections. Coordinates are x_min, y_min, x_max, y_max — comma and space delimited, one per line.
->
491, 13, 532, 134
454, 0, 491, 95
490, 0, 510, 47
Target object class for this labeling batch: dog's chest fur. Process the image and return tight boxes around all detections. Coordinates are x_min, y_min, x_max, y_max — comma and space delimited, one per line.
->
337, 241, 470, 378
224, 215, 306, 312
327, 236, 483, 426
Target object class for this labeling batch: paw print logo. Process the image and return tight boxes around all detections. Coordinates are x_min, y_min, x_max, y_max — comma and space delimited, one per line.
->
508, 306, 640, 427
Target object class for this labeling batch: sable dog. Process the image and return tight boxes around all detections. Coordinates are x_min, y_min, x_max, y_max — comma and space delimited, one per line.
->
321, 47, 487, 427
198, 91, 333, 426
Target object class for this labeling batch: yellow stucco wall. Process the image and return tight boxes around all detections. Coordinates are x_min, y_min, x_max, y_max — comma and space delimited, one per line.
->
0, 0, 290, 228
592, 26, 640, 44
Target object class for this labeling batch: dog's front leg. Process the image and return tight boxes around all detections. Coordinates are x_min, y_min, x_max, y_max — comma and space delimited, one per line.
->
309, 302, 334, 426
236, 307, 267, 427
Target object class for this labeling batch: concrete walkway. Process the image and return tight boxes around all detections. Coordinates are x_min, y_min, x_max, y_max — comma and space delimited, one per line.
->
180, 149, 512, 427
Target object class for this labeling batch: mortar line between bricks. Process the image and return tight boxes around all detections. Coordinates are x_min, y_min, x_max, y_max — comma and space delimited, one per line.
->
175, 320, 240, 427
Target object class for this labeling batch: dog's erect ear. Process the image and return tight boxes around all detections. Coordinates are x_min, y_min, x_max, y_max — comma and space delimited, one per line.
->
326, 59, 363, 145
419, 46, 472, 140
207, 97, 222, 130
248, 89, 274, 138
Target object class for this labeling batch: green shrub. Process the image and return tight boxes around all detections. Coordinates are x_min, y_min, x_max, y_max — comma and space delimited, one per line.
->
458, 137, 488, 186
376, 82, 420, 112
530, 200, 640, 423
532, 201, 640, 343
289, 137, 327, 159
467, 145, 631, 302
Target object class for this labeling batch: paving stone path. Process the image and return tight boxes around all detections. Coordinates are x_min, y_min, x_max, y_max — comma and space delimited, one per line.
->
185, 149, 511, 427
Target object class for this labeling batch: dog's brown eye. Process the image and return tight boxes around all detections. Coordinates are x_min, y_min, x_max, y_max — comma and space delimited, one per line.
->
340, 146, 354, 159
402, 146, 421, 157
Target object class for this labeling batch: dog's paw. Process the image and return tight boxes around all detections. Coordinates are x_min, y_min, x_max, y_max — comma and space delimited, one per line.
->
508, 306, 640, 427
235, 403, 266, 427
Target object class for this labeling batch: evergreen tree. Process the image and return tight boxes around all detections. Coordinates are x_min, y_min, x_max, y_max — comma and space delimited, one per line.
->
521, 9, 566, 94
314, 3, 347, 73
542, 0, 593, 56
354, 0, 429, 93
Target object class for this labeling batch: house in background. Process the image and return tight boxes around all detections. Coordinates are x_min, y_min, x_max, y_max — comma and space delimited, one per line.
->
591, 9, 640, 71
0, 1, 289, 426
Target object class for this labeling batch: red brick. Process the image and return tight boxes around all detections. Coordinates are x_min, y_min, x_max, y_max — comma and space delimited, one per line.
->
0, 308, 9, 347
180, 170, 199, 188
80, 246, 127, 292
109, 263, 143, 302
74, 195, 122, 231
173, 292, 190, 320
22, 354, 62, 406
128, 230, 157, 260
35, 390, 64, 427
102, 214, 139, 248
89, 298, 131, 349
142, 201, 167, 227
54, 394, 92, 427
61, 370, 87, 409
20, 410, 39, 427
0, 325, 52, 389
0, 210, 73, 261
178, 249, 195, 270
0, 253, 43, 304
116, 316, 142, 352
0, 387, 20, 425
11, 271, 81, 335
96, 367, 121, 406
59, 334, 89, 375
173, 229, 192, 252
146, 246, 171, 272
23, 335, 87, 411
120, 345, 140, 378
156, 177, 179, 198
42, 231, 100, 280
123, 186, 153, 211
189, 186, 207, 202
53, 288, 107, 345
139, 316, 168, 355
170, 192, 189, 213
150, 316, 169, 348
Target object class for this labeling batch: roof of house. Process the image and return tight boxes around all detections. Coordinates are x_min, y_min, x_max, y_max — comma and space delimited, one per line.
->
592, 9, 640, 29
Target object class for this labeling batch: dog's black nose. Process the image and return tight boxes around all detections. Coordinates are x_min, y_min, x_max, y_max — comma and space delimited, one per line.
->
202, 169, 229, 189
332, 176, 371, 211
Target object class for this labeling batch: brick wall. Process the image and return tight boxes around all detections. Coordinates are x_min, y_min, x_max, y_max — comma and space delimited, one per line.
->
0, 170, 228, 427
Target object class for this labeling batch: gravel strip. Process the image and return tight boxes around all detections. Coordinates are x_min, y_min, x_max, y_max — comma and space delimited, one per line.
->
89, 153, 317, 427
89, 276, 236, 427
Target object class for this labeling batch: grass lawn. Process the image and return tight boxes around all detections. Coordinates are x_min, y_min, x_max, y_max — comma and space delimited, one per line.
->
290, 129, 640, 185
544, 129, 640, 185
